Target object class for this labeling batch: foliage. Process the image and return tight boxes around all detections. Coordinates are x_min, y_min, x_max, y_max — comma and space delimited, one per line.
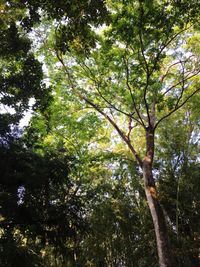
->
0, 1, 50, 141
156, 109, 200, 266
0, 137, 89, 266
0, 0, 200, 266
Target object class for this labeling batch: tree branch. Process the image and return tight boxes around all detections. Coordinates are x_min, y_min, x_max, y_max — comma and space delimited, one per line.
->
143, 75, 151, 126
162, 70, 200, 96
138, 3, 149, 75
82, 96, 143, 167
77, 58, 144, 126
56, 50, 143, 167
160, 55, 196, 83
155, 88, 200, 130
151, 26, 192, 75
123, 55, 146, 128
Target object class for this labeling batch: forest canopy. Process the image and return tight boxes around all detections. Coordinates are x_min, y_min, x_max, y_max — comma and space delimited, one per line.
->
0, 1, 200, 267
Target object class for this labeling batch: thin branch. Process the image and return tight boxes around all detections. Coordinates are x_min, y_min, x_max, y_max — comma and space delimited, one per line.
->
143, 75, 151, 126
56, 50, 143, 167
123, 55, 135, 102
155, 88, 200, 130
94, 84, 132, 118
162, 70, 200, 96
123, 55, 146, 128
78, 58, 144, 126
53, 129, 82, 157
126, 116, 134, 141
77, 60, 122, 109
161, 61, 184, 83
175, 61, 186, 109
137, 4, 152, 126
83, 97, 143, 167
151, 26, 192, 75
56, 51, 76, 90
77, 60, 97, 83
138, 4, 149, 75
160, 55, 195, 83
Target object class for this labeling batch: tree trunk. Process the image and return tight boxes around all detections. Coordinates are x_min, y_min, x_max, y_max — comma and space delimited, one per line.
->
143, 128, 173, 267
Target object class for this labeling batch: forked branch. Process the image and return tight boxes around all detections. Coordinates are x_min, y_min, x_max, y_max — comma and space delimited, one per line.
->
155, 88, 200, 130
56, 50, 143, 167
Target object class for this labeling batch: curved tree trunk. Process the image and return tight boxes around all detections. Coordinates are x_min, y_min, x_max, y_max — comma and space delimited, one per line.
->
143, 160, 173, 267
143, 127, 173, 267
80, 95, 175, 266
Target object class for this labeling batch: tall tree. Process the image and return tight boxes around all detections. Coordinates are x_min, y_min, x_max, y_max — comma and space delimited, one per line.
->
34, 1, 200, 266
5, 0, 200, 266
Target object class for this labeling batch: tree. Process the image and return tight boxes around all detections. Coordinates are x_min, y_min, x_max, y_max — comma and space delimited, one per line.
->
2, 0, 200, 266
156, 107, 200, 266
0, 135, 90, 266
30, 1, 200, 266
23, 87, 199, 266
0, 0, 49, 142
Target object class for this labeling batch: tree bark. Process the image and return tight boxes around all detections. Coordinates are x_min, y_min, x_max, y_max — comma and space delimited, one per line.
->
143, 127, 173, 267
